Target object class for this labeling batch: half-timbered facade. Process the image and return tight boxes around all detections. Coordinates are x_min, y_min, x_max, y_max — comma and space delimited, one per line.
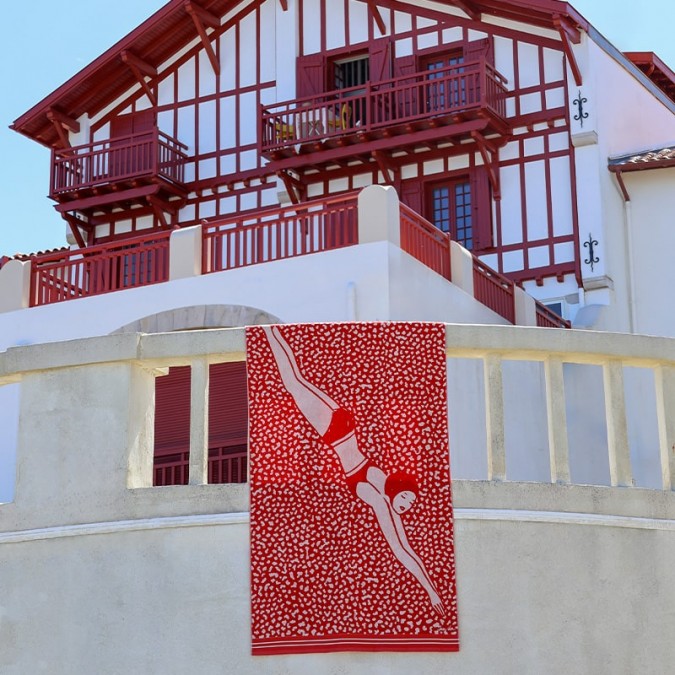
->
8, 0, 675, 331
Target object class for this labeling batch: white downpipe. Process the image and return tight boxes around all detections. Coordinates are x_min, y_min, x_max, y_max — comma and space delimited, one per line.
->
623, 199, 637, 333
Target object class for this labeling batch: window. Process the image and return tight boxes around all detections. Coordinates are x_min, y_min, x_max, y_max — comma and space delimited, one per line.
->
430, 179, 473, 250
333, 56, 369, 90
333, 55, 369, 125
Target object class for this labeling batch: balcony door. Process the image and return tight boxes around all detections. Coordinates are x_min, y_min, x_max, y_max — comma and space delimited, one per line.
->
109, 110, 155, 179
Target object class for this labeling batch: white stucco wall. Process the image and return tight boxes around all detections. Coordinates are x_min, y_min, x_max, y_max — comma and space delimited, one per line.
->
569, 36, 675, 334
1, 329, 674, 673
619, 167, 675, 337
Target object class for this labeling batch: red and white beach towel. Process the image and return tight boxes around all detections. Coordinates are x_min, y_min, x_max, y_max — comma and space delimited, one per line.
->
246, 322, 458, 654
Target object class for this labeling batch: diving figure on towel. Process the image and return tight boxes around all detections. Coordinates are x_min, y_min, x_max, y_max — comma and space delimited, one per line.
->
263, 325, 445, 617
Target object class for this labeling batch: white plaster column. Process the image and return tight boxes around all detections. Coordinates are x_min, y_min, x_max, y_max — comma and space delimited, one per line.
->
357, 184, 400, 246
170, 225, 203, 280
14, 358, 156, 515
450, 240, 474, 296
0, 260, 31, 313
514, 286, 537, 326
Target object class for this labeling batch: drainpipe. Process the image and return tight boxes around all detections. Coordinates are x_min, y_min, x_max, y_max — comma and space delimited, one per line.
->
615, 170, 637, 333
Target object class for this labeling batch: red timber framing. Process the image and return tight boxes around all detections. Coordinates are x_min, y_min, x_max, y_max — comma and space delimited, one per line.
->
13, 0, 586, 285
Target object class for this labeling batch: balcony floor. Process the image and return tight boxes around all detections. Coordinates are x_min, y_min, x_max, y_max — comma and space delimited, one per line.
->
52, 174, 188, 217
264, 109, 509, 174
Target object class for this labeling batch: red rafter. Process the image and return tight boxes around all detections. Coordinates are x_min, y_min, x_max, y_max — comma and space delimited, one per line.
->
120, 50, 157, 105
46, 108, 80, 148
554, 15, 582, 86
449, 0, 480, 20
279, 0, 288, 9
366, 0, 387, 35
184, 1, 221, 76
62, 213, 90, 249
471, 131, 501, 199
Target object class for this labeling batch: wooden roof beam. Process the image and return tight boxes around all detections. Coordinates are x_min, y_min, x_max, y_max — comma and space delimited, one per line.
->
185, 1, 221, 76
554, 15, 582, 86
120, 50, 157, 78
366, 0, 387, 36
372, 150, 398, 185
120, 51, 157, 106
62, 213, 90, 249
279, 0, 288, 10
471, 130, 501, 199
449, 0, 480, 21
276, 170, 306, 204
46, 108, 80, 148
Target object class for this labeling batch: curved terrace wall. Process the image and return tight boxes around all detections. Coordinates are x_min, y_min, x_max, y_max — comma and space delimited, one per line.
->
0, 324, 674, 673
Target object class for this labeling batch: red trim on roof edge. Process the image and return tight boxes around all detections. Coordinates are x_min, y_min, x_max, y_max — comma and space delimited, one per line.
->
12, 0, 588, 149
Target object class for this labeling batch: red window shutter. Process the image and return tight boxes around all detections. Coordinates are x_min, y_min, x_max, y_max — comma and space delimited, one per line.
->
464, 38, 494, 65
296, 54, 327, 98
370, 38, 393, 82
393, 55, 418, 117
111, 110, 155, 138
154, 366, 191, 455
400, 179, 423, 215
471, 165, 493, 251
393, 54, 417, 78
208, 362, 248, 449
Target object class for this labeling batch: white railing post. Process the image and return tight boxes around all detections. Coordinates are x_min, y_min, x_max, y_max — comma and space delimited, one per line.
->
655, 365, 675, 491
170, 225, 203, 280
0, 260, 31, 314
484, 354, 506, 481
189, 357, 210, 485
603, 360, 632, 487
514, 286, 537, 326
450, 240, 474, 296
545, 357, 571, 483
357, 185, 400, 247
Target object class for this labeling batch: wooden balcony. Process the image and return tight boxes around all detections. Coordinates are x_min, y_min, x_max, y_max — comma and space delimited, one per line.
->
49, 129, 189, 215
260, 59, 509, 172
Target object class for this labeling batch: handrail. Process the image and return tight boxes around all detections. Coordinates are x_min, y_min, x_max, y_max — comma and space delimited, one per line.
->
473, 257, 516, 323
400, 204, 451, 281
202, 193, 359, 274
29, 231, 171, 307
261, 59, 509, 152
50, 128, 189, 196
535, 301, 571, 329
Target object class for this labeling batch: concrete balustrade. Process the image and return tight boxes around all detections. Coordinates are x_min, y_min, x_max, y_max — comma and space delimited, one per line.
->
2, 324, 675, 501
1, 324, 675, 675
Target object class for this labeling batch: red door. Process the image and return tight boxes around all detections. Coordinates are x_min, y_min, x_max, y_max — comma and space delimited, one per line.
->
109, 110, 155, 178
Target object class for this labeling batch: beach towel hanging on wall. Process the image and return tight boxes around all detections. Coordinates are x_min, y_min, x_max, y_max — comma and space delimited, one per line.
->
246, 322, 458, 654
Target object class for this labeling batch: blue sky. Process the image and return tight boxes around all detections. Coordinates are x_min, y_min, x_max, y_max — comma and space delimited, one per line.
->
1, 0, 673, 256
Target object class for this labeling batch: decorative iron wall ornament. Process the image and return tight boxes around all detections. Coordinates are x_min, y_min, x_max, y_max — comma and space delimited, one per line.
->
573, 91, 589, 127
584, 233, 599, 271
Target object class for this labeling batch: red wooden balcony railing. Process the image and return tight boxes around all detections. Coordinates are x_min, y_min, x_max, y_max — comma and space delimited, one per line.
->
153, 446, 248, 486
260, 59, 508, 152
535, 301, 571, 328
473, 258, 516, 323
29, 231, 171, 307
50, 129, 188, 197
400, 204, 451, 281
202, 194, 359, 274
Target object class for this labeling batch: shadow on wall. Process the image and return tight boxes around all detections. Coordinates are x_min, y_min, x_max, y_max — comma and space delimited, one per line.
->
110, 304, 283, 334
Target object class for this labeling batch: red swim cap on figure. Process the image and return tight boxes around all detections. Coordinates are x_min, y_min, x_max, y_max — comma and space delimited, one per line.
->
384, 471, 419, 501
